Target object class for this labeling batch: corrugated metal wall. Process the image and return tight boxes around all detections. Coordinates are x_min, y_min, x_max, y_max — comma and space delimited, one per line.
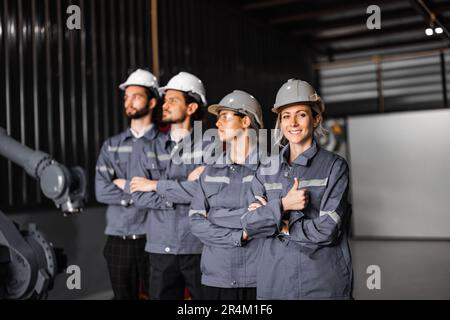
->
0, 0, 154, 211
0, 0, 313, 211
319, 50, 449, 117
157, 0, 313, 119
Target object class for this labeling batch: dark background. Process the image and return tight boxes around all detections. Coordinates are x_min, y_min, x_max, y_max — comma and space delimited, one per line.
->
0, 0, 313, 211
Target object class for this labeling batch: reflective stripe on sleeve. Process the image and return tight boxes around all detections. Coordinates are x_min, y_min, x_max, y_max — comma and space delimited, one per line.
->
319, 210, 341, 225
96, 166, 114, 175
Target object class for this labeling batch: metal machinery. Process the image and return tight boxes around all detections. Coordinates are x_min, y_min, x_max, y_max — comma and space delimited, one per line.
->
0, 127, 87, 299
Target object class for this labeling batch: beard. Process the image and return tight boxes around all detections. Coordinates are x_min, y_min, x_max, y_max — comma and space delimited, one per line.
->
161, 110, 186, 124
125, 105, 151, 119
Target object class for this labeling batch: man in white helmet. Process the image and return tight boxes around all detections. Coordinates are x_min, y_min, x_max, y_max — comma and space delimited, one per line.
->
95, 68, 163, 299
129, 71, 209, 300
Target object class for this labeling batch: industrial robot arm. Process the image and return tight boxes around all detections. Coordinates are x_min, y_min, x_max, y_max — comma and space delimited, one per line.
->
0, 127, 87, 299
0, 127, 86, 214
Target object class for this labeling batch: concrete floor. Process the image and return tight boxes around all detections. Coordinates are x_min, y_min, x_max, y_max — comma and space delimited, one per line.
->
6, 207, 450, 300
7, 207, 111, 300
351, 239, 450, 299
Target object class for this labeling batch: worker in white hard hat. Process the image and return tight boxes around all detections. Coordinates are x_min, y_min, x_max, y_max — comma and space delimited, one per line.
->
189, 90, 265, 300
95, 68, 160, 300
241, 79, 353, 299
129, 71, 210, 300
159, 71, 207, 128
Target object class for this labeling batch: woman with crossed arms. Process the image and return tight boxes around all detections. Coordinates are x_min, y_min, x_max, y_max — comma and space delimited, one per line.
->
241, 79, 353, 300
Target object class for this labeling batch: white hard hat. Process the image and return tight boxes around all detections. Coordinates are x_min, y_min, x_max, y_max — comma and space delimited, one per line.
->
119, 69, 159, 91
272, 79, 324, 114
160, 72, 207, 106
209, 90, 264, 129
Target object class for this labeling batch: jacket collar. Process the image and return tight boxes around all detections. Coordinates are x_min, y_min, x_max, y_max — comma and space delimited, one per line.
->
120, 125, 158, 142
214, 145, 259, 171
280, 139, 319, 167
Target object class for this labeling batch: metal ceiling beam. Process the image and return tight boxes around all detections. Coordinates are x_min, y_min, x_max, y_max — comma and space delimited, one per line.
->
330, 36, 443, 54
315, 47, 450, 69
243, 0, 303, 11
315, 22, 427, 43
291, 2, 450, 36
270, 0, 399, 25
291, 7, 418, 36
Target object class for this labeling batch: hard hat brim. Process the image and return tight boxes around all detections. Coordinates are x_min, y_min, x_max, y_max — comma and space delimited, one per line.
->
119, 82, 152, 91
160, 86, 206, 106
160, 86, 193, 96
159, 85, 174, 93
118, 82, 129, 90
209, 105, 263, 129
207, 105, 238, 116
272, 101, 322, 114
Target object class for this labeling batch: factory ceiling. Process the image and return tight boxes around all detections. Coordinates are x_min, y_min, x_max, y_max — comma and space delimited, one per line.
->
229, 0, 450, 61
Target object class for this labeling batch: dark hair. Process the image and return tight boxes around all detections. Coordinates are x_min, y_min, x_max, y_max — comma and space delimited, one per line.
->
238, 113, 261, 130
144, 87, 162, 125
143, 87, 159, 100
182, 92, 204, 123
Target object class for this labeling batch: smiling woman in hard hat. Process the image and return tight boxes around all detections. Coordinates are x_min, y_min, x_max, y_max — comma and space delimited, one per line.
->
188, 90, 264, 300
240, 79, 353, 300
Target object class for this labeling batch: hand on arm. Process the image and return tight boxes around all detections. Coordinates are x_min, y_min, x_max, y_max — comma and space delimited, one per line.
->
248, 195, 267, 211
130, 177, 157, 193
243, 195, 268, 241
187, 166, 205, 181
113, 179, 126, 190
287, 159, 350, 246
244, 178, 308, 237
95, 142, 132, 206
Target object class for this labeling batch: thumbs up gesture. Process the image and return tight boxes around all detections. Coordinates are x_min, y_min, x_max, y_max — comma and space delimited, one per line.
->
281, 177, 309, 212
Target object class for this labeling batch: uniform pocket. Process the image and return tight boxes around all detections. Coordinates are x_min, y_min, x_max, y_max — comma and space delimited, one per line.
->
204, 186, 223, 205
263, 182, 283, 201
144, 158, 164, 179
203, 177, 226, 198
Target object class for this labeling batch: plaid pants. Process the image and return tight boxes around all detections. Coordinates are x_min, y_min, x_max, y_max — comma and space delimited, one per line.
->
103, 235, 149, 300
148, 253, 203, 300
